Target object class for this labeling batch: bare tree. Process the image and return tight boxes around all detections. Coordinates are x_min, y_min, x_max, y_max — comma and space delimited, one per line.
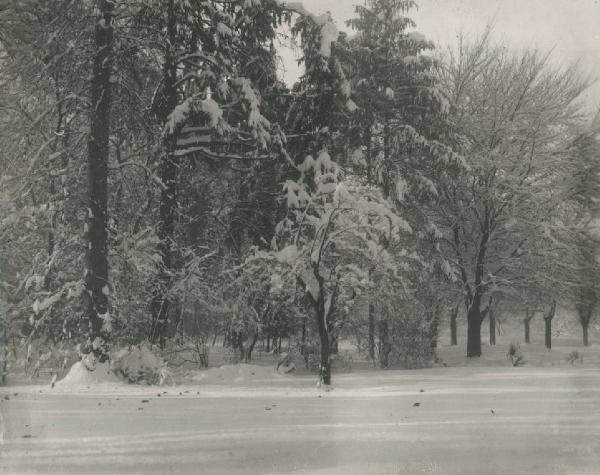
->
435, 31, 589, 357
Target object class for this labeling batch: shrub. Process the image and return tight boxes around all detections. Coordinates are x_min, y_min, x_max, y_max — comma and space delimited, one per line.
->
566, 351, 583, 365
507, 342, 525, 367
111, 345, 166, 384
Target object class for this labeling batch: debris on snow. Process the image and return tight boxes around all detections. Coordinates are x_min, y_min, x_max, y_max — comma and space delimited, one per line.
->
186, 364, 287, 385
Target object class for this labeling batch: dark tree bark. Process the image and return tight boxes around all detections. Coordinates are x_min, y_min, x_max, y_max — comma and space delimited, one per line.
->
378, 319, 391, 368
466, 303, 483, 357
523, 307, 534, 344
429, 303, 440, 349
450, 304, 458, 346
544, 300, 557, 350
85, 0, 114, 362
330, 334, 339, 355
308, 275, 335, 385
150, 0, 179, 347
244, 333, 259, 362
489, 307, 496, 346
368, 300, 375, 360
577, 306, 593, 347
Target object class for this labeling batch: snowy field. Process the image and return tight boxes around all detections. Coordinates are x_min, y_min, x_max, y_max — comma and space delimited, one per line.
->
2, 364, 600, 475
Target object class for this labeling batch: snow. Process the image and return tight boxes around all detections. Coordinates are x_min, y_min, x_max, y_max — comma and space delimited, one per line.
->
216, 22, 232, 37
32, 291, 62, 315
55, 360, 122, 387
3, 367, 600, 474
274, 244, 299, 266
317, 18, 338, 58
199, 97, 223, 128
186, 364, 285, 385
345, 98, 358, 112
282, 2, 337, 58
98, 311, 111, 332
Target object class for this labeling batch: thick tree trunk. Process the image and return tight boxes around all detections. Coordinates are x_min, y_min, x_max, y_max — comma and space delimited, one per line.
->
244, 333, 259, 362
544, 317, 552, 350
578, 307, 591, 347
489, 308, 496, 346
150, 0, 179, 348
85, 0, 114, 362
450, 305, 458, 346
524, 318, 530, 344
317, 309, 331, 384
466, 304, 482, 357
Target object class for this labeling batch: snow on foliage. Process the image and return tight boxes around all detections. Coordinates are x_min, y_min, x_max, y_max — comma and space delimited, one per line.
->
200, 97, 223, 128
111, 345, 167, 384
318, 18, 338, 58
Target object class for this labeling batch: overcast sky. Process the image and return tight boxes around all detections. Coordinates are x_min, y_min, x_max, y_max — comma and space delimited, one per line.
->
279, 0, 600, 111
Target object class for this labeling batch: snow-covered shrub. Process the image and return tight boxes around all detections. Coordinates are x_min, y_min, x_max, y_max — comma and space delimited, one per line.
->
111, 345, 166, 384
566, 351, 583, 365
507, 343, 525, 367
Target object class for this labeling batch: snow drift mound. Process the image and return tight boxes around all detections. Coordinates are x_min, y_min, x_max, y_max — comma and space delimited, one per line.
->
187, 364, 286, 385
56, 360, 123, 387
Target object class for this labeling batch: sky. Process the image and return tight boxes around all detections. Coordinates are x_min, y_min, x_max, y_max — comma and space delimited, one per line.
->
278, 0, 600, 112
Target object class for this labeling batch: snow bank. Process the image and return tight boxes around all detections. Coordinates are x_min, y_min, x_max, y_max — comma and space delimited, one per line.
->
187, 364, 286, 385
56, 361, 123, 387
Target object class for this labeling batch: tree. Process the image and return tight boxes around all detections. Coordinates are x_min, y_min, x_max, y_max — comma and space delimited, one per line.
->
253, 147, 412, 384
568, 114, 600, 346
523, 307, 535, 344
84, 0, 115, 362
434, 32, 589, 357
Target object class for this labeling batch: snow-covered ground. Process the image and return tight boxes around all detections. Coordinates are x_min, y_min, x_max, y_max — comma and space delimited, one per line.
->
2, 365, 600, 474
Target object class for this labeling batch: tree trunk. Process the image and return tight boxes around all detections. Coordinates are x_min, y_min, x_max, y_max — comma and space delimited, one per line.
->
450, 305, 458, 346
578, 307, 591, 347
466, 304, 482, 357
489, 308, 496, 346
430, 304, 440, 349
368, 300, 375, 360
523, 307, 534, 344
378, 319, 391, 368
244, 333, 259, 362
85, 0, 114, 362
544, 317, 552, 350
150, 0, 179, 348
330, 335, 339, 355
266, 336, 271, 353
544, 300, 557, 350
317, 308, 331, 384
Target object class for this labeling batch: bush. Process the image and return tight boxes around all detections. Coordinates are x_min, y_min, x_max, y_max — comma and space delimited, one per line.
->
566, 351, 583, 365
507, 342, 525, 367
111, 345, 167, 384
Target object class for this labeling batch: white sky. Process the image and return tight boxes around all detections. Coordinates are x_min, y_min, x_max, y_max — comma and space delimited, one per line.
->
278, 0, 600, 112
